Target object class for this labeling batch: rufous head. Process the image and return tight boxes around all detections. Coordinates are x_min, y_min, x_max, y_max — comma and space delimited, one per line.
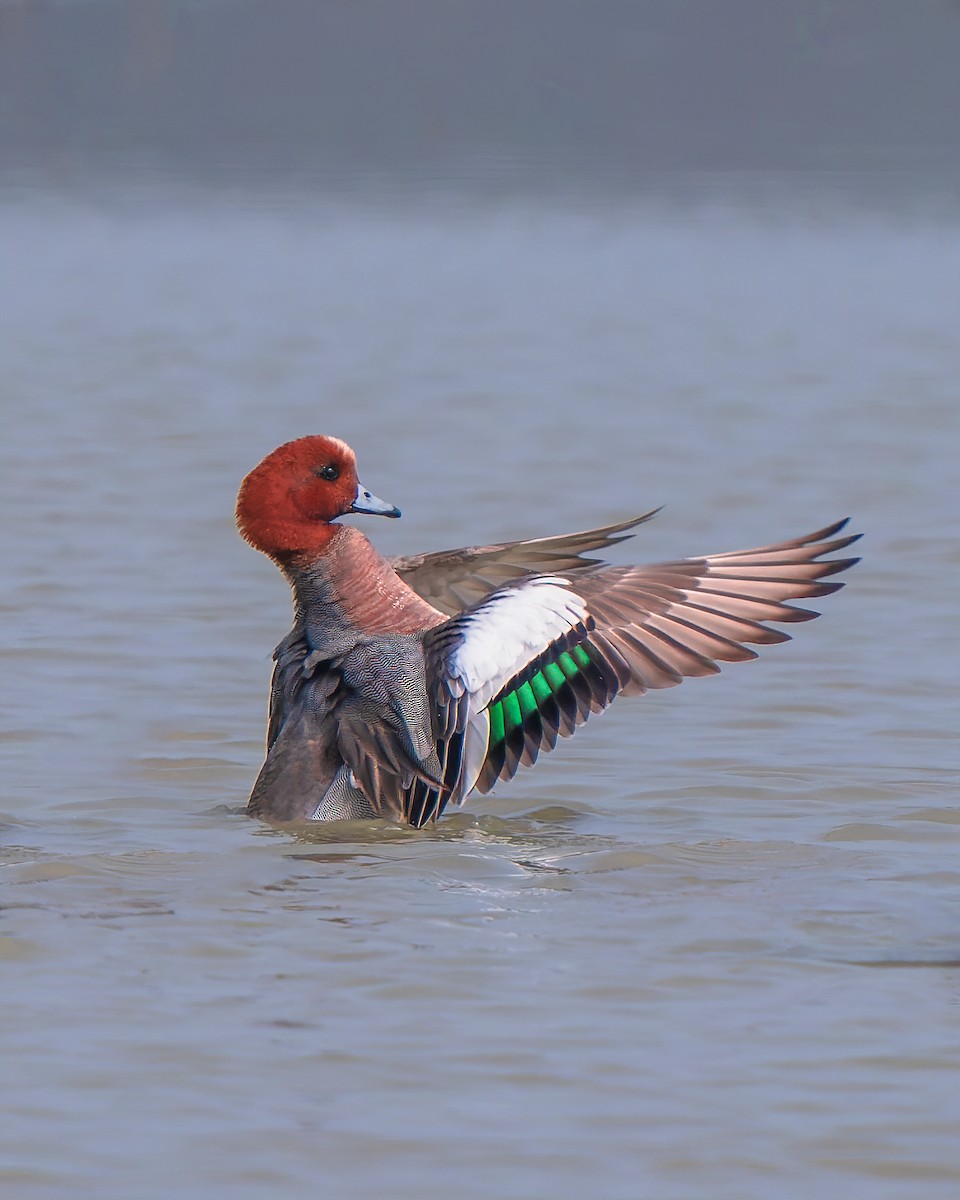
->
236, 435, 400, 563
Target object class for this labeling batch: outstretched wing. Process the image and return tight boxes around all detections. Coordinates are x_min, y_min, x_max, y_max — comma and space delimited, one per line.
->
391, 512, 659, 615
413, 519, 860, 826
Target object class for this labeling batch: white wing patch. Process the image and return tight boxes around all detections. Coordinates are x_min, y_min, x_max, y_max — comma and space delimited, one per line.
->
447, 576, 589, 710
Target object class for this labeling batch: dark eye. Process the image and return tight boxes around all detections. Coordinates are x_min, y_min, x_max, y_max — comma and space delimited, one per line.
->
316, 464, 339, 481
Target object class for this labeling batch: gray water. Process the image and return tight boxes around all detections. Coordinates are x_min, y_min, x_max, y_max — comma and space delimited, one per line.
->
2, 196, 959, 1199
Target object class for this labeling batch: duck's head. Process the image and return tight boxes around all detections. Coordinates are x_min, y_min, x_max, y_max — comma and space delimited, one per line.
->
236, 435, 400, 562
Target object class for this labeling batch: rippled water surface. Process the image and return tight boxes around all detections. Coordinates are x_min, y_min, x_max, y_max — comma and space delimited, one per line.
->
2, 198, 959, 1200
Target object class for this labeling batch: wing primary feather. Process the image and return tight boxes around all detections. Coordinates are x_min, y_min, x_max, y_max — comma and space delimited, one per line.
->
702, 519, 856, 557
626, 623, 722, 677
646, 611, 760, 662
680, 597, 818, 626
695, 579, 846, 602
657, 605, 789, 646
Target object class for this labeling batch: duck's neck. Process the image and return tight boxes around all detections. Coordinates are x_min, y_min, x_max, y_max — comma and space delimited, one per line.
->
286, 526, 445, 655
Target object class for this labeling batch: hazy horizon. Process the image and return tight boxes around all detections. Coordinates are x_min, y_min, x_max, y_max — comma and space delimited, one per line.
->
2, 0, 959, 211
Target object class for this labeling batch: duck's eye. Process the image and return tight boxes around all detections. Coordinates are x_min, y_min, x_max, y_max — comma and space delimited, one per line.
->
316, 464, 340, 481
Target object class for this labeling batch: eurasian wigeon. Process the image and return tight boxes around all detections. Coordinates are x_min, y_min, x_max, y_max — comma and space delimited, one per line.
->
236, 435, 859, 826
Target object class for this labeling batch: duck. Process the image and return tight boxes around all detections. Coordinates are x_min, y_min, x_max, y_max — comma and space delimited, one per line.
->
235, 435, 859, 826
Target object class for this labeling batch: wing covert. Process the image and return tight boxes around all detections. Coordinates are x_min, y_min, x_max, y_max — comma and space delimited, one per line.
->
392, 512, 659, 614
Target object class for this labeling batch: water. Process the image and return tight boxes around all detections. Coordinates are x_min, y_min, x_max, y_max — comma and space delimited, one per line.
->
2, 197, 959, 1200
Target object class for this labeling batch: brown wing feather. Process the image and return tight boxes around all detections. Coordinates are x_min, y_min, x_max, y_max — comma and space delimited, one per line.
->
569, 520, 860, 696
391, 512, 660, 615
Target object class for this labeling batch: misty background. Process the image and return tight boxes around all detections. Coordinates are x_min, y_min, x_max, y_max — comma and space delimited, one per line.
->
2, 0, 960, 208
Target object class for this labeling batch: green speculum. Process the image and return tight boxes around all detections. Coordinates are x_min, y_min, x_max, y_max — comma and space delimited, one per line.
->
487, 641, 592, 749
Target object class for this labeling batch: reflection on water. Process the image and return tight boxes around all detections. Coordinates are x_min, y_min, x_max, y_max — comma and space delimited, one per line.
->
2, 193, 959, 1200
